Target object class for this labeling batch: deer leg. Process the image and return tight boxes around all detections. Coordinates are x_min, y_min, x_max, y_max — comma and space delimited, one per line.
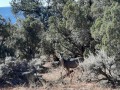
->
78, 66, 84, 80
60, 66, 64, 80
70, 70, 75, 83
66, 68, 70, 77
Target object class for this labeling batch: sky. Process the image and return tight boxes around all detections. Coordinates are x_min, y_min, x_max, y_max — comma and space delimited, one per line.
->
0, 0, 79, 7
0, 0, 11, 7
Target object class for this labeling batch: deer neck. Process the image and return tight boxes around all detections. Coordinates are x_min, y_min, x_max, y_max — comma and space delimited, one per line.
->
59, 55, 65, 67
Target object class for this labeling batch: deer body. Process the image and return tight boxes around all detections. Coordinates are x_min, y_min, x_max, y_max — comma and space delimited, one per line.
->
59, 53, 84, 81
59, 53, 84, 68
63, 58, 79, 69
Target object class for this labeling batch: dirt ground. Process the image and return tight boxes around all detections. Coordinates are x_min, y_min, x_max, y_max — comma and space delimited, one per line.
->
0, 62, 119, 90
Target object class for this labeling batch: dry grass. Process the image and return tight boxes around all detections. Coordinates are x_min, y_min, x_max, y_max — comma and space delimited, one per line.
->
0, 66, 118, 90
0, 83, 116, 90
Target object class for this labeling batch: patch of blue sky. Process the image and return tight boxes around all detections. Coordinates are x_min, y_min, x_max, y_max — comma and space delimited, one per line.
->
0, 0, 11, 7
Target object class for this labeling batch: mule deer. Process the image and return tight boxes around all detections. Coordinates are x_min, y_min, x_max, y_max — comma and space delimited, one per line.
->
58, 53, 84, 82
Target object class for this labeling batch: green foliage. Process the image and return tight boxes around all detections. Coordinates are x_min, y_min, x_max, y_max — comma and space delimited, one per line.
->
9, 0, 120, 57
51, 0, 94, 56
91, 0, 113, 18
0, 15, 15, 59
11, 0, 41, 15
42, 39, 55, 55
15, 16, 44, 60
10, 0, 53, 30
91, 2, 120, 55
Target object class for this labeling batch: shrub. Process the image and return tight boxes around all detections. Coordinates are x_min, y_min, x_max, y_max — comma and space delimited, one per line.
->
80, 50, 120, 87
0, 57, 46, 87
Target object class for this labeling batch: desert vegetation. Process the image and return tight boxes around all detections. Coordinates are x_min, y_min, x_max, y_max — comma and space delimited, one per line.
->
0, 0, 120, 90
